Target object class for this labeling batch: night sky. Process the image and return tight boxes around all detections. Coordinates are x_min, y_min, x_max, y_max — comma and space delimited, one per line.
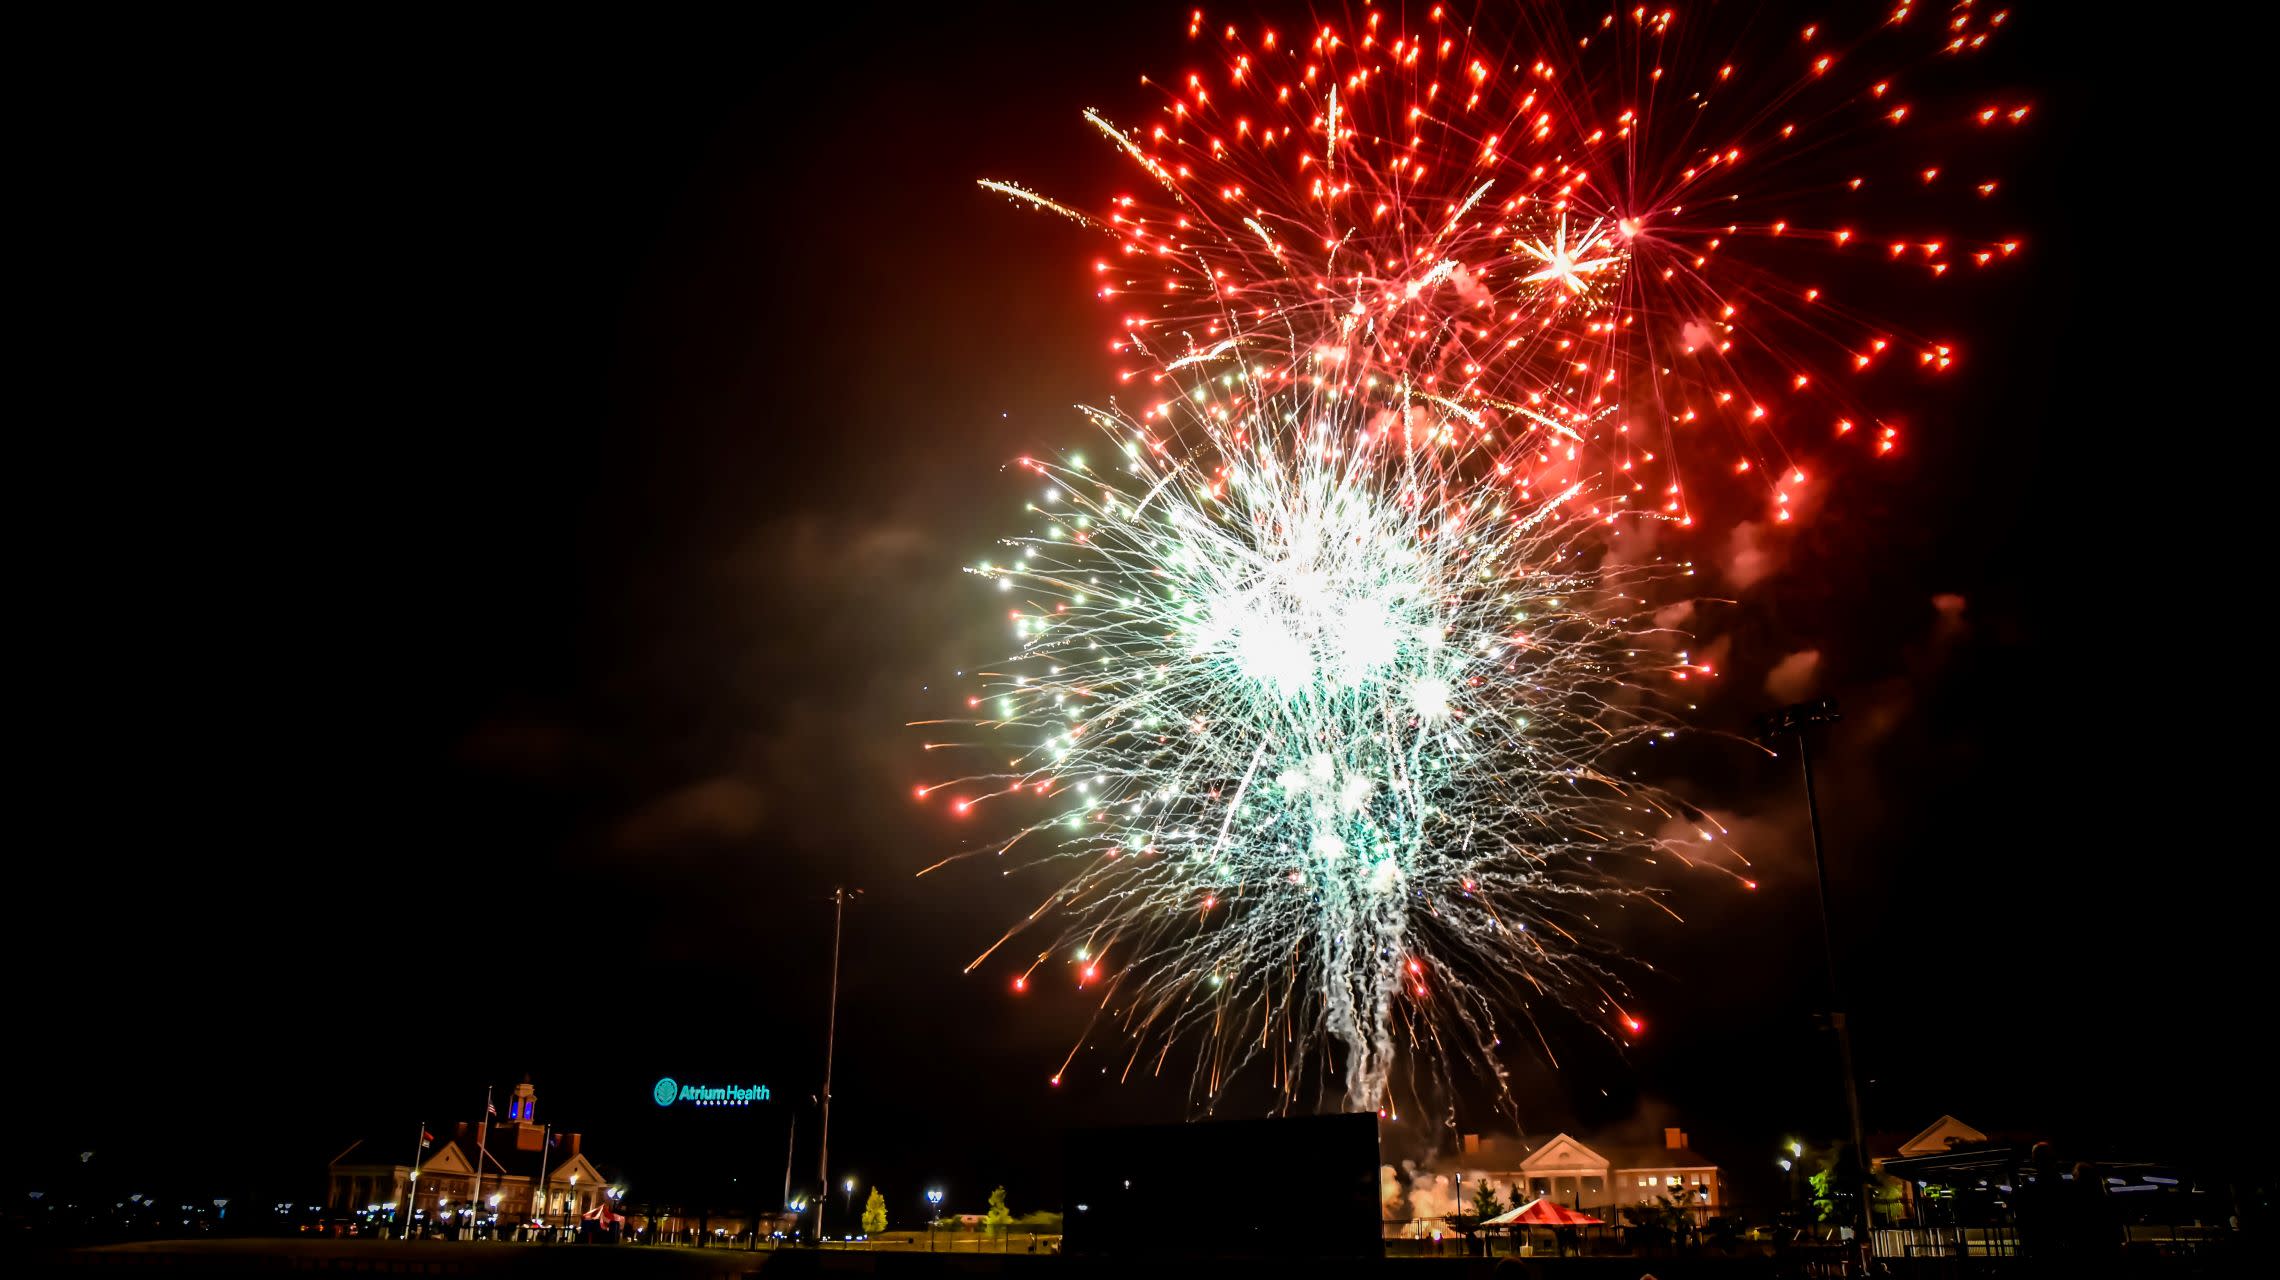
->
11, 2, 2252, 1226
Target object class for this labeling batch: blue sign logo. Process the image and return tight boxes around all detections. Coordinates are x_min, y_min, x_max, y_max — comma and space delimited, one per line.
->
651, 1078, 768, 1107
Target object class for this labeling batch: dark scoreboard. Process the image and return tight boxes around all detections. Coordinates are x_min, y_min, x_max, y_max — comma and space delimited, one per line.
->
1062, 1112, 1382, 1260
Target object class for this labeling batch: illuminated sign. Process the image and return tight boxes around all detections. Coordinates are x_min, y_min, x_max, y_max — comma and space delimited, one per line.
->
652, 1077, 769, 1107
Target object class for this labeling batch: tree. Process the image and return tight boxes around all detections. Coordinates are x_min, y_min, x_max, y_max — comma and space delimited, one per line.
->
1799, 1139, 1898, 1232
1871, 1175, 1904, 1225
862, 1187, 887, 1237
1620, 1191, 1693, 1253
1471, 1180, 1505, 1221
1809, 1166, 1841, 1224
984, 1186, 1014, 1235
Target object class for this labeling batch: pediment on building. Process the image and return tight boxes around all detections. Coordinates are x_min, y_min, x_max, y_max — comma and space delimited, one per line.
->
544, 1153, 605, 1187
419, 1143, 474, 1175
1519, 1133, 1609, 1173
1898, 1115, 1988, 1158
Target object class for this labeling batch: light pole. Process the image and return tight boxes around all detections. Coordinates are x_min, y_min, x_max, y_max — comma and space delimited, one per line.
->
1779, 1139, 1803, 1225
815, 887, 857, 1243
1756, 697, 1871, 1259
843, 1178, 855, 1231
926, 1189, 943, 1252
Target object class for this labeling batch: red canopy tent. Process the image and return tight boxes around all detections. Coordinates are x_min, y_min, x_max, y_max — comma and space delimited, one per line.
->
1483, 1197, 1604, 1227
581, 1200, 624, 1230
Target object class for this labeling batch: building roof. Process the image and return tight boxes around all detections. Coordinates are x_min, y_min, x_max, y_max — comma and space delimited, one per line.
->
1872, 1116, 2048, 1166
1516, 1133, 1606, 1173
478, 1143, 604, 1183
1896, 1115, 1989, 1159
1502, 1133, 1720, 1176
1596, 1145, 1718, 1173
330, 1138, 409, 1171
332, 1135, 606, 1185
1879, 1144, 2030, 1181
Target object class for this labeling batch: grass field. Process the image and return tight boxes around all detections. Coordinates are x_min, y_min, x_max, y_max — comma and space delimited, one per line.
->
20, 1237, 770, 1276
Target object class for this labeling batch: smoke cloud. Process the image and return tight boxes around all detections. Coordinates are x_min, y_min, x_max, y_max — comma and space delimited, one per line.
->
1724, 519, 1780, 589
1763, 649, 1822, 703
613, 776, 768, 850
1383, 1163, 1470, 1238
1931, 592, 1969, 642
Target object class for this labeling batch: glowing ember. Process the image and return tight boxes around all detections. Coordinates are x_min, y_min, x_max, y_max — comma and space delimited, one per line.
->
925, 1, 2025, 1113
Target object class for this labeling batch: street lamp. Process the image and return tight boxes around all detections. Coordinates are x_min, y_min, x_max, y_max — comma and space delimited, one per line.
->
1755, 698, 1870, 1256
843, 1178, 856, 1230
926, 1189, 944, 1252
1779, 1140, 1804, 1224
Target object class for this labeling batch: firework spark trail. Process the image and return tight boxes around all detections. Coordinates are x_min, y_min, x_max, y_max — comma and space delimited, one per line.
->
974, 179, 1097, 228
929, 381, 1723, 1111
938, 2, 2023, 1112
979, 1, 2027, 529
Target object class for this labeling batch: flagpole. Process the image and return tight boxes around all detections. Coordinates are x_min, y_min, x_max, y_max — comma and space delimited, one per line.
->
534, 1125, 551, 1234
782, 1112, 796, 1238
470, 1086, 493, 1241
815, 887, 846, 1244
403, 1121, 426, 1240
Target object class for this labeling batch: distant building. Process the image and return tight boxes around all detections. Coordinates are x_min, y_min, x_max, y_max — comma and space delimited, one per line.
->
1455, 1127, 1723, 1217
328, 1079, 611, 1233
1870, 1114, 2031, 1222
1883, 1114, 1992, 1163
1866, 1114, 2228, 1258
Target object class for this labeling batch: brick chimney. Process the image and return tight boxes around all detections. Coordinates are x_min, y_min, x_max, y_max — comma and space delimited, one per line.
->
563, 1132, 581, 1157
1665, 1127, 1687, 1150
1462, 1133, 1480, 1154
